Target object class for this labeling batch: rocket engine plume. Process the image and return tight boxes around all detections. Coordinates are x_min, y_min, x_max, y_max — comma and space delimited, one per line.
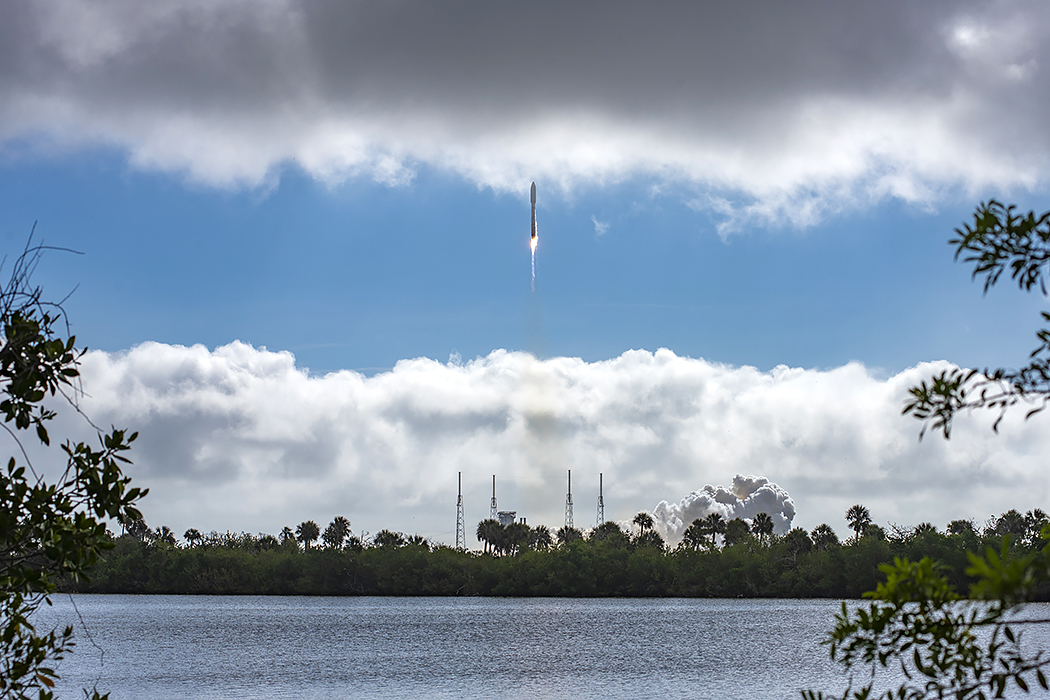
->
652, 475, 796, 545
530, 182, 537, 290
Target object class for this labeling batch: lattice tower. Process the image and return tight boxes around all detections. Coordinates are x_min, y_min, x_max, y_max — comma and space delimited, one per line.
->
490, 475, 497, 520
596, 472, 605, 526
456, 472, 465, 549
564, 469, 574, 529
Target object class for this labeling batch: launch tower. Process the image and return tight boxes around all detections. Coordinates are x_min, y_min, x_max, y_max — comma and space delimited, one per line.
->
456, 472, 465, 550
565, 470, 574, 529
490, 475, 497, 520
596, 472, 605, 526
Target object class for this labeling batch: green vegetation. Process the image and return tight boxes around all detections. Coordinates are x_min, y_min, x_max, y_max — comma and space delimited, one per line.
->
809, 201, 1050, 699
805, 543, 1050, 700
904, 200, 1050, 439
0, 239, 145, 699
63, 509, 1050, 600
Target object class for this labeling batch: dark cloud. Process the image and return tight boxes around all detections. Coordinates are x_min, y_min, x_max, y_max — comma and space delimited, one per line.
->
2, 0, 1049, 225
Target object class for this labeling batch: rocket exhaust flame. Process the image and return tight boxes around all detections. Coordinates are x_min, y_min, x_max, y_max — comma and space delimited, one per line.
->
530, 182, 537, 290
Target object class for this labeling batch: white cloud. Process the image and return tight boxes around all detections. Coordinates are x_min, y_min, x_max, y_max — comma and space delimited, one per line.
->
2, 1, 1050, 229
591, 216, 609, 237
28, 341, 1050, 546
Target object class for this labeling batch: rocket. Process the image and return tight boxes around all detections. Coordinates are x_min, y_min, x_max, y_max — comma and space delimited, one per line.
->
529, 182, 538, 286
530, 182, 537, 245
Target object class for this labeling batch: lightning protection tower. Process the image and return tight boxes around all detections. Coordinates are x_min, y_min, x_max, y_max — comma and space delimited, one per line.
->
596, 472, 605, 526
455, 472, 465, 550
564, 470, 574, 529
490, 475, 497, 520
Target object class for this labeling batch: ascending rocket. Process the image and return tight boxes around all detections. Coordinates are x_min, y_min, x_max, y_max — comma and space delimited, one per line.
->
530, 182, 537, 249
529, 182, 538, 289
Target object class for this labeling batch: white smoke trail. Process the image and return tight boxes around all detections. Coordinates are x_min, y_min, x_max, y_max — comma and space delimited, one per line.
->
531, 249, 535, 291
652, 475, 796, 545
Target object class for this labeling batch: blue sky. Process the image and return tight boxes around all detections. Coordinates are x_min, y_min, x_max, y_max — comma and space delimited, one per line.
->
2, 1, 1049, 543
2, 155, 1044, 377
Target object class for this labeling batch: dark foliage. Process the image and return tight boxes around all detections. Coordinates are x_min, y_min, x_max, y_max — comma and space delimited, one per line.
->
0, 237, 144, 699
63, 512, 1050, 601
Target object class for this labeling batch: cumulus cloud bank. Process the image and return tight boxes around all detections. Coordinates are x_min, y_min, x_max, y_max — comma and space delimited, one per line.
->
654, 476, 797, 545
27, 341, 1050, 545
3, 1, 1050, 227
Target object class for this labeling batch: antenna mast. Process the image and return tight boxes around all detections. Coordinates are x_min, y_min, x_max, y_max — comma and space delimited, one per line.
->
490, 475, 497, 520
456, 472, 465, 549
564, 469, 574, 529
596, 472, 605, 525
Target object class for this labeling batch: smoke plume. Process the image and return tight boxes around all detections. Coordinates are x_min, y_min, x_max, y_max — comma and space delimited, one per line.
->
653, 475, 796, 545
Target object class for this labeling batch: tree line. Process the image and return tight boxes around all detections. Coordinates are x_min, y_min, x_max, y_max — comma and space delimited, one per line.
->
62, 505, 1050, 600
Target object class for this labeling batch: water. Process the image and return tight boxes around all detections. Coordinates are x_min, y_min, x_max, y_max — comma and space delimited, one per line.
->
29, 595, 1049, 700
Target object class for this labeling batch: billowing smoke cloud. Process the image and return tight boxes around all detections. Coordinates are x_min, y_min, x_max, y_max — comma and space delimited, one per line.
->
3, 1, 1050, 228
653, 476, 797, 545
20, 341, 1050, 546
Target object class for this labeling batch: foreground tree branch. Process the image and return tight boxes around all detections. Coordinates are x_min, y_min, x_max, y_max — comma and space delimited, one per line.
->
904, 200, 1050, 439
0, 233, 145, 700
809, 201, 1050, 699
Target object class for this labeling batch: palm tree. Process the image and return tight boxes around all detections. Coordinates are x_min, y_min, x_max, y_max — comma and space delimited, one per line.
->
633, 512, 655, 533
530, 525, 553, 551
322, 516, 351, 549
125, 517, 150, 541
723, 518, 750, 546
912, 522, 937, 537
257, 534, 279, 550
183, 528, 202, 547
555, 525, 583, 546
476, 519, 501, 554
991, 509, 1026, 539
946, 519, 975, 536
295, 520, 320, 550
280, 526, 296, 548
505, 522, 531, 555
490, 524, 511, 556
373, 530, 407, 548
634, 530, 665, 551
1024, 509, 1048, 547
810, 523, 839, 550
702, 512, 726, 547
681, 519, 706, 550
1026, 509, 1048, 528
406, 534, 430, 550
751, 512, 774, 543
154, 525, 176, 547
783, 527, 813, 563
845, 504, 871, 543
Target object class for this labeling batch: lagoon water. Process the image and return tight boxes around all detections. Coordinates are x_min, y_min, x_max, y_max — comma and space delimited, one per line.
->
32, 595, 1050, 700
